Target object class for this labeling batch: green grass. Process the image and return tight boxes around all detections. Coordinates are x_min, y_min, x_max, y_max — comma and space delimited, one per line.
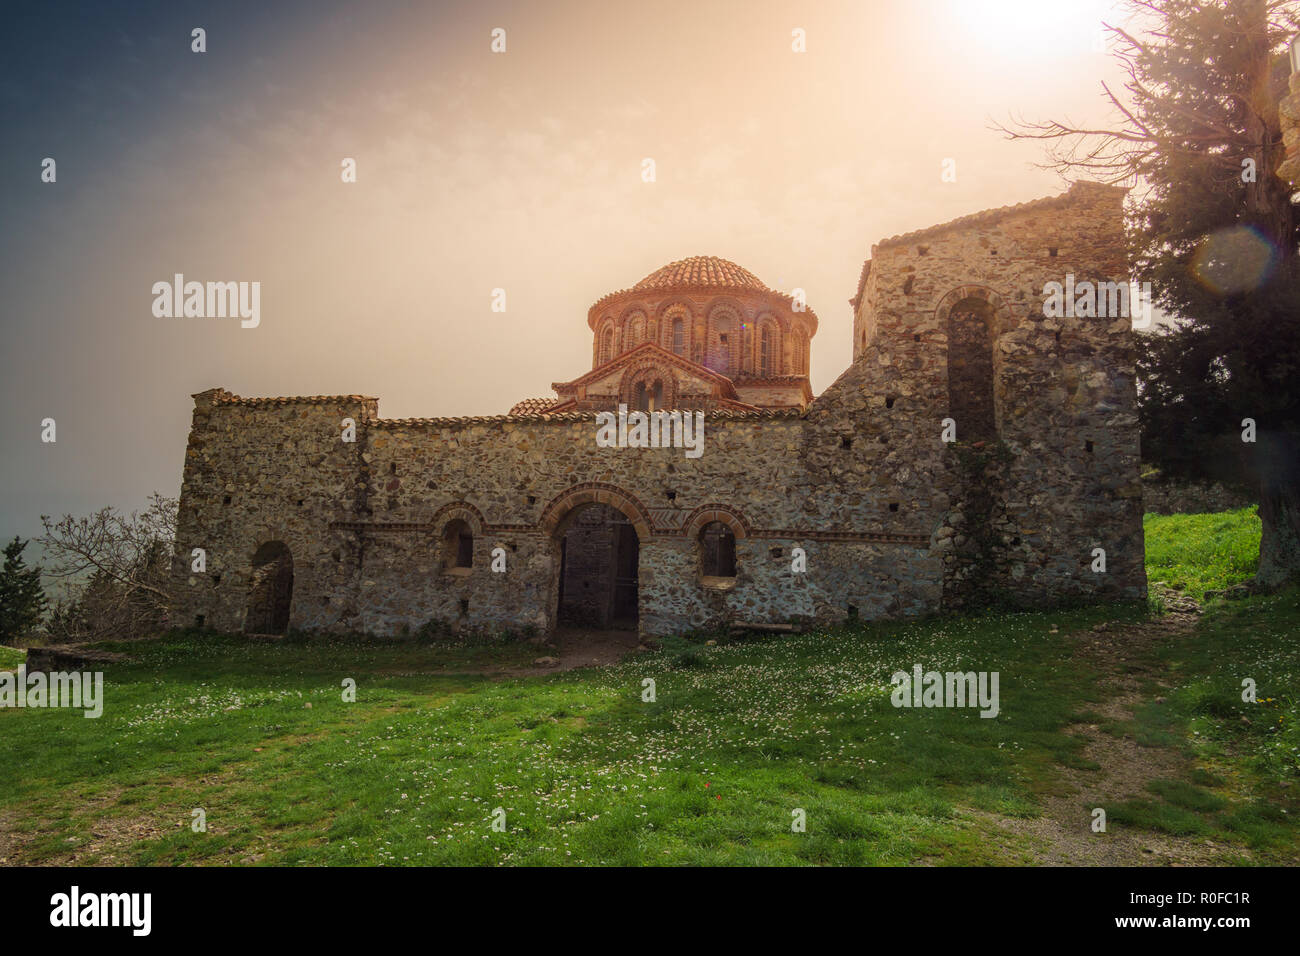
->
1108, 586, 1300, 850
0, 607, 1147, 865
1143, 506, 1262, 600
0, 507, 1295, 865
0, 645, 25, 670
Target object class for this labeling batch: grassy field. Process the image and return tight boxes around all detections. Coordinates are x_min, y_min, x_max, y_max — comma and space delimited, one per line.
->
1, 508, 1296, 865
1143, 506, 1261, 600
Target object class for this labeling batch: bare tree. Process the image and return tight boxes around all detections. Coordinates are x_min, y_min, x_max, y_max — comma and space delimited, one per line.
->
39, 493, 178, 642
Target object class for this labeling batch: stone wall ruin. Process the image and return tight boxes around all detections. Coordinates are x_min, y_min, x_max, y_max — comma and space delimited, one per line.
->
172, 181, 1146, 639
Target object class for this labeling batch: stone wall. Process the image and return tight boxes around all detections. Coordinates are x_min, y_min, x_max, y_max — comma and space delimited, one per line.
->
172, 182, 1147, 639
849, 180, 1147, 607
1142, 478, 1256, 516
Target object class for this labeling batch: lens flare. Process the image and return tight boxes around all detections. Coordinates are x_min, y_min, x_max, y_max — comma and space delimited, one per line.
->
1190, 225, 1278, 295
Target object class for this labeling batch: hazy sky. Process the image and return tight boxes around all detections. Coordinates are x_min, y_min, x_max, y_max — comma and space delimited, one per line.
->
0, 0, 1130, 543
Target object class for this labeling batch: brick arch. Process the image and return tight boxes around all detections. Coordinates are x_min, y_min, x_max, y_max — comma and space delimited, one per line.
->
933, 284, 1013, 335
704, 297, 750, 332
653, 296, 697, 322
594, 317, 616, 365
704, 300, 747, 375
617, 360, 679, 409
430, 500, 486, 536
754, 314, 782, 375
682, 504, 751, 539
540, 483, 654, 539
656, 300, 694, 352
617, 304, 650, 329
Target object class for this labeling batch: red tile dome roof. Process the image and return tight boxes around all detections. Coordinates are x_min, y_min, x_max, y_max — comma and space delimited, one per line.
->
632, 256, 770, 293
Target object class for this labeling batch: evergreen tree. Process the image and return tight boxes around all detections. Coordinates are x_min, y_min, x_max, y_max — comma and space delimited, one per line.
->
0, 536, 48, 645
1002, 0, 1300, 587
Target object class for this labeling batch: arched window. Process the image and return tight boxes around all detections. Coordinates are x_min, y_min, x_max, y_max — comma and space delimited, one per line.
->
627, 315, 645, 349
672, 318, 684, 356
442, 519, 474, 570
711, 315, 733, 375
633, 379, 664, 412
600, 327, 614, 364
699, 521, 736, 578
760, 325, 774, 376
946, 298, 998, 441
792, 331, 808, 374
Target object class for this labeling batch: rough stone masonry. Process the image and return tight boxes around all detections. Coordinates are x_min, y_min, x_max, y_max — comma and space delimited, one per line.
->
172, 181, 1147, 639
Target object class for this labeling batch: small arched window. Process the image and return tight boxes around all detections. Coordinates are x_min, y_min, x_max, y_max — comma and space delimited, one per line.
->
760, 326, 774, 376
672, 318, 684, 355
442, 518, 474, 570
627, 316, 645, 349
792, 331, 808, 374
699, 521, 736, 578
633, 379, 664, 412
600, 328, 614, 364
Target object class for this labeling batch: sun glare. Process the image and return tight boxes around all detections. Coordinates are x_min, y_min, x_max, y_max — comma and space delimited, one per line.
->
949, 0, 1116, 61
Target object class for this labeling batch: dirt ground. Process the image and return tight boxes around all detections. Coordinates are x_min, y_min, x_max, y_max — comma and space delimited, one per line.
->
964, 591, 1250, 864
494, 625, 645, 676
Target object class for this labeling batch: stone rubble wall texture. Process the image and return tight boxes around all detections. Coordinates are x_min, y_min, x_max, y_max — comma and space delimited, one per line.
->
173, 182, 1146, 638
1277, 71, 1300, 186
1141, 478, 1256, 516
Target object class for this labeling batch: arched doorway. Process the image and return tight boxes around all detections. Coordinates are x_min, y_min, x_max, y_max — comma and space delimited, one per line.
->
246, 541, 293, 634
555, 503, 639, 629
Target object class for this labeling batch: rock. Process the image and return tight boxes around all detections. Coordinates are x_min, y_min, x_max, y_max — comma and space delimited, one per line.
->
24, 645, 131, 670
533, 656, 560, 667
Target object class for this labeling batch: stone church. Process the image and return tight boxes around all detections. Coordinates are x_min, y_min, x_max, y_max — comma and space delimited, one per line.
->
173, 181, 1147, 639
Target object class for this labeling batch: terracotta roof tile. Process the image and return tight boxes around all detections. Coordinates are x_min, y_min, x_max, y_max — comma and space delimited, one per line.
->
631, 256, 769, 293
369, 407, 805, 428
508, 397, 559, 416
587, 255, 820, 332
212, 393, 376, 407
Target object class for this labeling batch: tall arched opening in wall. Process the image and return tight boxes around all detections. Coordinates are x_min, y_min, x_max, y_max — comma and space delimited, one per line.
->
936, 285, 1010, 442
934, 284, 1014, 610
246, 541, 293, 634
541, 485, 653, 632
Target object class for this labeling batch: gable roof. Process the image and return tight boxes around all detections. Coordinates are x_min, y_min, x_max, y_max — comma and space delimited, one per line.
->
850, 181, 1129, 309
552, 342, 740, 395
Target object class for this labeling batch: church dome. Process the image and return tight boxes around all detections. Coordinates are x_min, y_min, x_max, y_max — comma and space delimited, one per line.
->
632, 256, 770, 293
